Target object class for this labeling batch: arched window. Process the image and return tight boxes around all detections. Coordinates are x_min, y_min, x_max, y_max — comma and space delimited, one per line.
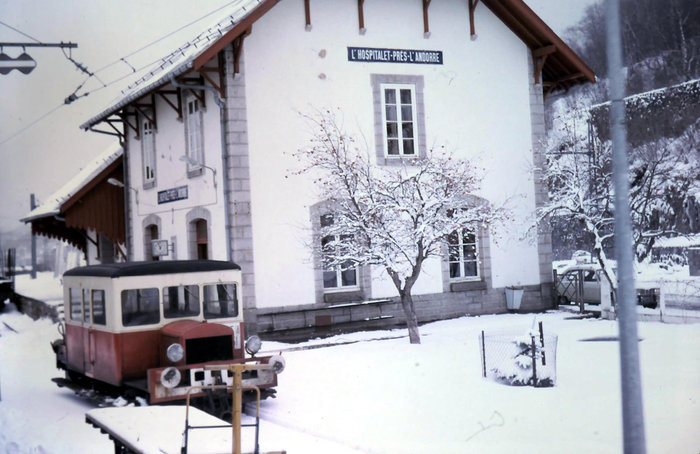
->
186, 207, 211, 260
144, 224, 159, 261
195, 219, 208, 260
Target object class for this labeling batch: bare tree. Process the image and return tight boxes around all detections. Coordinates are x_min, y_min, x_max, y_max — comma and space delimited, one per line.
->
293, 112, 508, 344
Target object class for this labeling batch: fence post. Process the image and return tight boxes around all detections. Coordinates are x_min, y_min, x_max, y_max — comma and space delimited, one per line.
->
539, 321, 546, 366
481, 330, 486, 378
530, 335, 537, 386
578, 269, 585, 313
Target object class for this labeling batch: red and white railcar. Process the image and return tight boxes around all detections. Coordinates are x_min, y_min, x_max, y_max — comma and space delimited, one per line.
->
51, 260, 283, 406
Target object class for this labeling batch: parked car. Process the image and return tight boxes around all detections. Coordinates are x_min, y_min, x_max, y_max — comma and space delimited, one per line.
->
555, 263, 658, 308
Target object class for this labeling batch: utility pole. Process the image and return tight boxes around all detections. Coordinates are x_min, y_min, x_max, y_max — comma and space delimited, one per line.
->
606, 0, 647, 452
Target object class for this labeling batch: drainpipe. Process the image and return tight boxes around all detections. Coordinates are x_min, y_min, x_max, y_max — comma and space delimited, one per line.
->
169, 73, 232, 262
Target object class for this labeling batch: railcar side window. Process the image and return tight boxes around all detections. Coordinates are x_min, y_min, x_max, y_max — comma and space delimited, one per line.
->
82, 288, 90, 323
163, 285, 200, 318
203, 283, 238, 318
121, 288, 160, 326
69, 288, 82, 321
92, 289, 106, 325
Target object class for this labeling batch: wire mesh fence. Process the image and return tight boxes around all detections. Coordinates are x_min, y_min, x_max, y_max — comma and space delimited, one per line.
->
479, 323, 558, 388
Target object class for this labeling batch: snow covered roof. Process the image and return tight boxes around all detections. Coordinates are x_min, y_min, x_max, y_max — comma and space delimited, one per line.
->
652, 234, 700, 249
21, 144, 123, 223
80, 0, 267, 130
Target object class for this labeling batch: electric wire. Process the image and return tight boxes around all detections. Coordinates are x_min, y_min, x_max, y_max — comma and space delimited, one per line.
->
0, 20, 41, 43
0, 103, 65, 148
1, 0, 244, 146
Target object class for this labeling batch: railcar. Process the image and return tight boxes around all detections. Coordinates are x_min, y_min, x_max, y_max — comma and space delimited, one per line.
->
51, 260, 283, 409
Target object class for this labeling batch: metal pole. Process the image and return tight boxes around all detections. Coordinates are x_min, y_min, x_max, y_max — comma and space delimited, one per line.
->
606, 0, 647, 452
30, 194, 37, 279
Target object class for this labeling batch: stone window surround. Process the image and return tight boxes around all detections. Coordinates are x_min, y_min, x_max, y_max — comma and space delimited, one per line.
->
186, 207, 212, 260
184, 92, 205, 178
142, 214, 162, 261
310, 200, 372, 304
371, 74, 427, 166
140, 110, 157, 190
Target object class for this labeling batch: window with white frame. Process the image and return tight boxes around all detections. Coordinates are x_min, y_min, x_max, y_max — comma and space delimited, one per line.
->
185, 94, 203, 172
447, 228, 479, 280
320, 214, 358, 290
141, 113, 156, 185
381, 84, 417, 157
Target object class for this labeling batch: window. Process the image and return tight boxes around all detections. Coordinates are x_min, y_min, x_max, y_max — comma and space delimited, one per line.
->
69, 288, 82, 321
195, 219, 208, 260
448, 228, 479, 280
320, 214, 358, 290
141, 112, 156, 186
163, 285, 200, 319
82, 288, 90, 323
121, 288, 160, 326
381, 84, 417, 157
371, 75, 426, 165
203, 283, 238, 319
185, 94, 203, 173
92, 290, 106, 325
145, 224, 159, 261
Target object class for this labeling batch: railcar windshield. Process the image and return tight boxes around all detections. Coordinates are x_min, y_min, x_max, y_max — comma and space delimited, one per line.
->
121, 288, 160, 326
203, 283, 238, 319
163, 285, 200, 319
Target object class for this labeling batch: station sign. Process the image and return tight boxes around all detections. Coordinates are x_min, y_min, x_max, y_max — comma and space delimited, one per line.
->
157, 185, 188, 204
347, 47, 443, 65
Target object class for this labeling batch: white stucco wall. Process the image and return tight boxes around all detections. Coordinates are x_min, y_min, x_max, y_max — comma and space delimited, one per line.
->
239, 0, 541, 309
126, 89, 227, 262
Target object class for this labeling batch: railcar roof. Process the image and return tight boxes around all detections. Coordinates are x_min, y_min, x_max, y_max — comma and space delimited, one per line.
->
63, 260, 241, 278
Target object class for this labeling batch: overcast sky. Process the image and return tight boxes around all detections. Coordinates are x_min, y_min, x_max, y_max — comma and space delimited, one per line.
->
0, 0, 597, 236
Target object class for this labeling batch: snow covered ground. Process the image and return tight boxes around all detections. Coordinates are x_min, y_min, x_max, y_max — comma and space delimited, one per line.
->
1, 299, 699, 453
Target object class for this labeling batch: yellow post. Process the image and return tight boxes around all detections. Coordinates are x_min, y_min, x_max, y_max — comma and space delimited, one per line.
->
232, 365, 242, 454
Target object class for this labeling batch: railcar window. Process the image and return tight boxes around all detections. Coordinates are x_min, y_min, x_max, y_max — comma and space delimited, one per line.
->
92, 290, 106, 325
82, 288, 90, 323
69, 288, 82, 321
163, 285, 200, 318
121, 288, 160, 326
203, 283, 238, 318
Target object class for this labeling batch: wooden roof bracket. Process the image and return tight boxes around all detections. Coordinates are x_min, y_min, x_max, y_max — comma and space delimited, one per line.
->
232, 28, 252, 75
358, 0, 366, 35
120, 111, 139, 139
86, 114, 126, 143
198, 56, 225, 98
532, 44, 556, 84
304, 0, 312, 31
469, 0, 480, 40
179, 75, 207, 109
133, 94, 157, 131
156, 88, 183, 120
542, 81, 557, 100
423, 0, 432, 38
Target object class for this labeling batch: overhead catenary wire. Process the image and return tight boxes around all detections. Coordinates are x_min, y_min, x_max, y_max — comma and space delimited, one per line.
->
69, 0, 242, 101
0, 0, 243, 145
0, 20, 41, 43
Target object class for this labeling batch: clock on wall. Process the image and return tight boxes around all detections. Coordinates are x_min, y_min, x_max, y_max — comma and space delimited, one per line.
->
151, 239, 169, 257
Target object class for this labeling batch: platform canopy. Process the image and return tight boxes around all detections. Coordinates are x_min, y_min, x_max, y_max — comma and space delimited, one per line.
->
21, 145, 125, 258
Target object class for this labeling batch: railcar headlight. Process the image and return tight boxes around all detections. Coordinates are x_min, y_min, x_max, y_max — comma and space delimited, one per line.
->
268, 355, 285, 374
166, 343, 184, 363
160, 367, 181, 389
245, 335, 262, 355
